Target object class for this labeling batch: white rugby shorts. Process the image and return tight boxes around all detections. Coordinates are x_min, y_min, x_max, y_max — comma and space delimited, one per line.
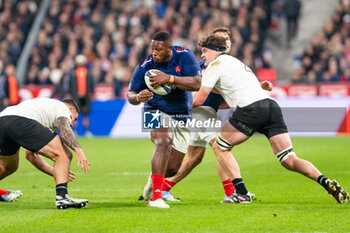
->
188, 106, 219, 148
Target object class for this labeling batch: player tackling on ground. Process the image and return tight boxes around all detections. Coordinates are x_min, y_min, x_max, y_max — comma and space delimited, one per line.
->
193, 34, 349, 204
0, 98, 90, 208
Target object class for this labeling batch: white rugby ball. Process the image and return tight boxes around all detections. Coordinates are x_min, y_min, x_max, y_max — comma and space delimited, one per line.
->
144, 69, 172, 95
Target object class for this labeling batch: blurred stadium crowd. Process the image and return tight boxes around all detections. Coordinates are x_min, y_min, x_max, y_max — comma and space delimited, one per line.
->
1, 0, 274, 101
292, 0, 350, 84
0, 0, 349, 106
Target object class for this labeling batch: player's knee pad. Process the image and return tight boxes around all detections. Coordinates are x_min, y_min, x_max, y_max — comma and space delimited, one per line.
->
275, 146, 295, 163
215, 135, 233, 151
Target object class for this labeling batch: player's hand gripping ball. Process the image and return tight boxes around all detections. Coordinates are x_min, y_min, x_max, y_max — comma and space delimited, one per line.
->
144, 69, 173, 95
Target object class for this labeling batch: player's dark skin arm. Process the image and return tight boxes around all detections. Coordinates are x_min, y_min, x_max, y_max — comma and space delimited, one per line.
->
127, 89, 154, 105
150, 71, 201, 91
171, 74, 201, 91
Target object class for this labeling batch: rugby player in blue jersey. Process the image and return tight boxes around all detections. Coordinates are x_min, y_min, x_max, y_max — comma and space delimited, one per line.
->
127, 31, 201, 208
162, 27, 272, 203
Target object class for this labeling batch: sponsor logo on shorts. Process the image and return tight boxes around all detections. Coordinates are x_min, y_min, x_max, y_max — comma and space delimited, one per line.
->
237, 122, 253, 134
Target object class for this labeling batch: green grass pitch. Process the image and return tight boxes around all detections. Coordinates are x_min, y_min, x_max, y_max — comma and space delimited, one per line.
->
1, 136, 349, 232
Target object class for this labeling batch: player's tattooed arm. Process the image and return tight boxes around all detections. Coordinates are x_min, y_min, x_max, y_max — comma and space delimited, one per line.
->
57, 116, 81, 151
57, 116, 90, 173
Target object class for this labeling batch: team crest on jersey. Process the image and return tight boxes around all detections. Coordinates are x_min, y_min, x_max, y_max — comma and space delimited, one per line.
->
206, 60, 221, 71
175, 66, 180, 73
210, 60, 221, 67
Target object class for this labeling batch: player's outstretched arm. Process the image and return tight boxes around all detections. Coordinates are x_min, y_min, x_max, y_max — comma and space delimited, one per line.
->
25, 150, 76, 182
149, 70, 201, 91
193, 86, 212, 107
57, 117, 90, 173
25, 150, 55, 177
127, 89, 153, 105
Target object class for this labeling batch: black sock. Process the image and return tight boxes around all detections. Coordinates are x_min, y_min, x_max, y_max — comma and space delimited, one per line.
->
317, 175, 328, 191
232, 178, 248, 195
56, 183, 68, 197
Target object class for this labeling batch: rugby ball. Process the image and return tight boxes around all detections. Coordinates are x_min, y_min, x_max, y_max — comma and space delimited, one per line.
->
144, 69, 172, 95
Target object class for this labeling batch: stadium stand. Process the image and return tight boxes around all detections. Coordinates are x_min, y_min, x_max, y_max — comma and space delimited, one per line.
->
18, 0, 274, 98
3, 0, 349, 99
1, 0, 348, 136
293, 0, 350, 84
0, 0, 40, 66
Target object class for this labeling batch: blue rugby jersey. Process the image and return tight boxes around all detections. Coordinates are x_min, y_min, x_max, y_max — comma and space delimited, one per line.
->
129, 46, 201, 121
198, 58, 224, 112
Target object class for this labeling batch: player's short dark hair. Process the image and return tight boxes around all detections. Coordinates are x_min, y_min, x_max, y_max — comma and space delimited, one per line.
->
198, 34, 227, 52
211, 27, 231, 36
151, 31, 172, 44
62, 99, 80, 113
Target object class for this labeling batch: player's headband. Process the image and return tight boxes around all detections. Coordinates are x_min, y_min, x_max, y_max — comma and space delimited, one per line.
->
202, 44, 226, 52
